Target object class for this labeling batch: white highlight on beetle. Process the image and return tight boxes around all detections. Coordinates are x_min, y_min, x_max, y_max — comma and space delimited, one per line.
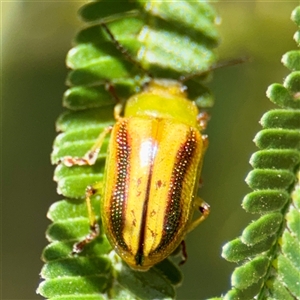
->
139, 140, 157, 168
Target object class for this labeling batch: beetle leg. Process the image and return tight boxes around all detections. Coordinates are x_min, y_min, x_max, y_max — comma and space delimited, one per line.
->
178, 240, 188, 266
197, 111, 210, 131
72, 181, 102, 254
62, 126, 113, 166
187, 198, 210, 233
201, 134, 209, 153
114, 103, 123, 120
104, 82, 124, 120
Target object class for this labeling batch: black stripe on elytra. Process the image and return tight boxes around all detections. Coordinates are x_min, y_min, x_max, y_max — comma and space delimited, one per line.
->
109, 120, 130, 251
152, 128, 197, 254
135, 140, 156, 266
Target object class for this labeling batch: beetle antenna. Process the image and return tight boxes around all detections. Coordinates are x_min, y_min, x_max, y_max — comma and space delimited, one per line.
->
179, 56, 250, 83
105, 81, 120, 103
101, 22, 152, 78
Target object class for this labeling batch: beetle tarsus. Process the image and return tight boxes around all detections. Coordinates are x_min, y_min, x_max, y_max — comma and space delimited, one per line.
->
86, 185, 97, 197
71, 223, 100, 255
199, 202, 210, 217
61, 156, 91, 166
197, 111, 210, 131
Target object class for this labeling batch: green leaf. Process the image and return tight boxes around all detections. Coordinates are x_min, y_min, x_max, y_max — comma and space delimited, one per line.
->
266, 277, 295, 300
266, 83, 300, 109
282, 50, 300, 71
50, 296, 106, 300
260, 109, 300, 130
254, 128, 300, 149
292, 6, 300, 26
114, 261, 176, 300
286, 205, 300, 241
242, 190, 290, 213
276, 254, 300, 298
140, 1, 219, 41
222, 5, 300, 300
246, 169, 295, 190
37, 276, 108, 298
241, 213, 283, 245
63, 86, 114, 110
284, 71, 300, 95
250, 149, 300, 170
231, 256, 269, 290
79, 1, 139, 23
38, 1, 219, 299
224, 280, 264, 300
281, 230, 300, 270
41, 257, 111, 278
222, 236, 276, 263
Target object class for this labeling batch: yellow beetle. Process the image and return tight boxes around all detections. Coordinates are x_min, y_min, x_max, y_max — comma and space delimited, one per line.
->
63, 79, 210, 271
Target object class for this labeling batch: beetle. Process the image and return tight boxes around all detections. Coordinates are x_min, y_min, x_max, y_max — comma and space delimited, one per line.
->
62, 78, 210, 271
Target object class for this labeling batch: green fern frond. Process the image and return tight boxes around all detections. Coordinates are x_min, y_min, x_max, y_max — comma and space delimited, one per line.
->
222, 7, 300, 300
37, 1, 219, 299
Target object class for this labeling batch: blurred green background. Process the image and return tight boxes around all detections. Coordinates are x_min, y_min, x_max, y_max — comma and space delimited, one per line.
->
2, 1, 297, 299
